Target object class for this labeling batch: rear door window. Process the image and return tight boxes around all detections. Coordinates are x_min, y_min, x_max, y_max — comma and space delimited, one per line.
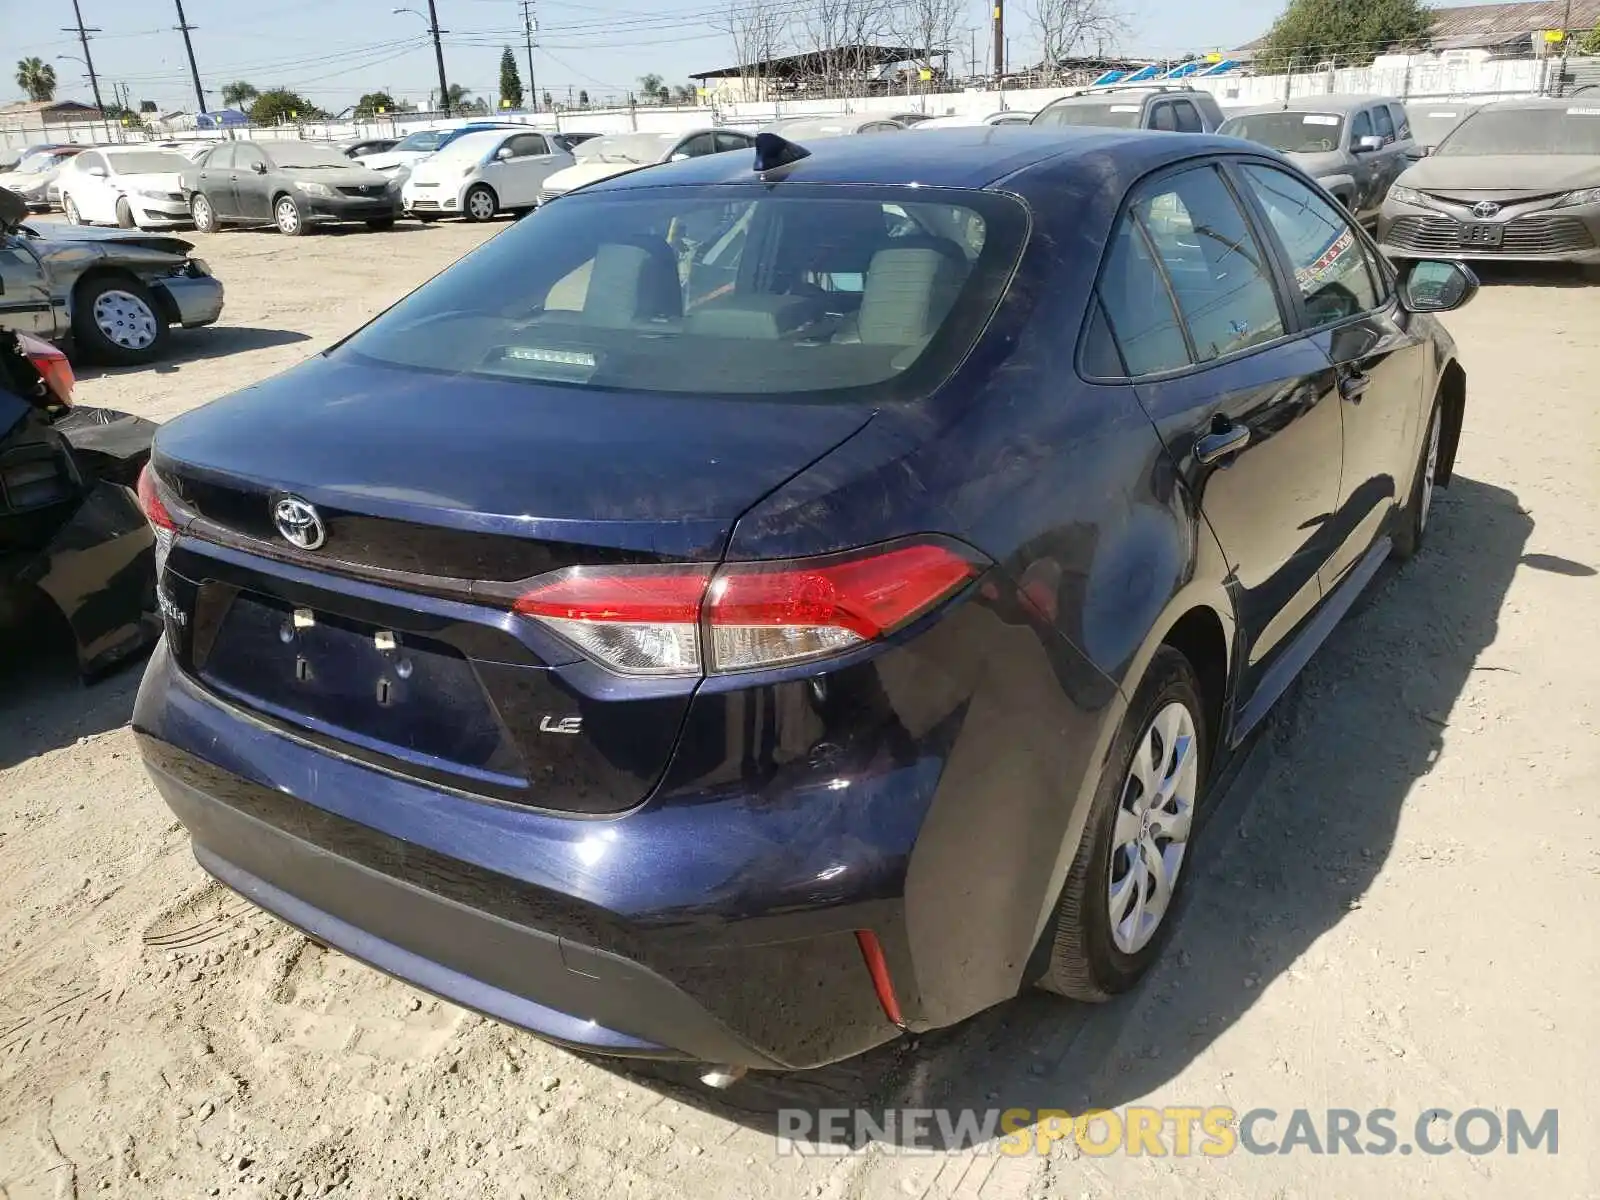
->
206, 145, 235, 170
506, 133, 549, 157
675, 133, 716, 158
1094, 217, 1191, 376
1150, 103, 1177, 132
1350, 109, 1374, 143
1131, 165, 1286, 362
339, 186, 1027, 402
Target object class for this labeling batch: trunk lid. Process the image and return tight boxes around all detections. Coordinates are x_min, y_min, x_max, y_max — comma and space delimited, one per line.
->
152, 354, 874, 813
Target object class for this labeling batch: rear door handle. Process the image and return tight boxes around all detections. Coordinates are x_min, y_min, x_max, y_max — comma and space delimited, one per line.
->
1339, 370, 1371, 402
1195, 422, 1251, 465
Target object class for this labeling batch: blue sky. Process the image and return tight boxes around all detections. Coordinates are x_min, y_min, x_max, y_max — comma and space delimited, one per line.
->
7, 0, 1291, 113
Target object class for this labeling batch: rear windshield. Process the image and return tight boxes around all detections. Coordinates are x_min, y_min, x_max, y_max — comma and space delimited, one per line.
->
1219, 111, 1344, 152
1032, 100, 1144, 129
1439, 107, 1600, 155
339, 185, 1027, 402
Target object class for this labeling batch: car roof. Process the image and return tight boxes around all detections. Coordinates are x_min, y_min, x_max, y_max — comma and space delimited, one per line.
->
581, 126, 1246, 194
1228, 94, 1402, 116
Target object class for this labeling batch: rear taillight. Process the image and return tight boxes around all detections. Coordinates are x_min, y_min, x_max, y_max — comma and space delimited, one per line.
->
513, 539, 983, 677
137, 462, 177, 575
16, 332, 73, 407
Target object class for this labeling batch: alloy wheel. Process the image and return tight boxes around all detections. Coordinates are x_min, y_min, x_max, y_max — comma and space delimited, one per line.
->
1107, 700, 1198, 955
468, 189, 494, 220
92, 289, 160, 351
1419, 409, 1441, 534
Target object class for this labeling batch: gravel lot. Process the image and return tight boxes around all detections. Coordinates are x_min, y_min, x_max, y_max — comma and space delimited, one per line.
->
2, 217, 1596, 1199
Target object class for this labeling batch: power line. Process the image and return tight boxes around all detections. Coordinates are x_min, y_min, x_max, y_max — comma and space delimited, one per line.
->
63, 0, 108, 126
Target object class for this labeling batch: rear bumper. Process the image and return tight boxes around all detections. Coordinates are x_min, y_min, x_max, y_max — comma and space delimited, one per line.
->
134, 641, 910, 1069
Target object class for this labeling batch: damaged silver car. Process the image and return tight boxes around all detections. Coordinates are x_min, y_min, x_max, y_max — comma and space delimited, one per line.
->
0, 185, 224, 365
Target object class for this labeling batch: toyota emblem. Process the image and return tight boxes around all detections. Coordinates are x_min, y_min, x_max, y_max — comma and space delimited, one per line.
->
273, 496, 326, 550
1471, 201, 1501, 218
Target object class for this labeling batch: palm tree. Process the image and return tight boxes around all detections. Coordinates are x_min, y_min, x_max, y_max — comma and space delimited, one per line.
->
444, 82, 474, 113
221, 80, 259, 108
15, 57, 57, 103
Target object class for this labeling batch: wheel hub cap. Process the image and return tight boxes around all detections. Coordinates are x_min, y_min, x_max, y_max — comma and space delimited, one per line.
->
1108, 700, 1198, 955
92, 290, 158, 350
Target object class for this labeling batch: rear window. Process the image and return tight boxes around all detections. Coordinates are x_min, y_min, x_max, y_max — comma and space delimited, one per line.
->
339, 185, 1027, 402
1033, 100, 1145, 129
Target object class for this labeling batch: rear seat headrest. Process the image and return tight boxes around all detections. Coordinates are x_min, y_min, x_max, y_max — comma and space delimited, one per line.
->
856, 236, 970, 346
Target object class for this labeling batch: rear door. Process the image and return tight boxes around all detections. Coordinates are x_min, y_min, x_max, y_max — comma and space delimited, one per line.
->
1366, 103, 1407, 219
201, 144, 239, 218
1101, 160, 1344, 703
67, 151, 114, 222
1235, 162, 1430, 587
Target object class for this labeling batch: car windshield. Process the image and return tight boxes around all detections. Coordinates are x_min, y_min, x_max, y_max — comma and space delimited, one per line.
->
1438, 107, 1600, 155
580, 133, 679, 164
1405, 107, 1470, 147
338, 186, 1026, 401
1032, 100, 1144, 129
267, 143, 356, 169
107, 151, 192, 174
12, 153, 60, 175
394, 130, 448, 152
1219, 111, 1344, 152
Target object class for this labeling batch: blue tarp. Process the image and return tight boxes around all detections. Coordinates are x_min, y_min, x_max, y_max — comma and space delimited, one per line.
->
195, 109, 249, 129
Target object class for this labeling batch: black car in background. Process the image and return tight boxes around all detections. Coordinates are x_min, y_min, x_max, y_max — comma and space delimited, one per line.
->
136, 129, 1477, 1073
180, 140, 401, 236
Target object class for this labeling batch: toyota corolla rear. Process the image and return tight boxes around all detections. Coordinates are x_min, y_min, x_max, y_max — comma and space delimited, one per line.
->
133, 176, 1059, 1069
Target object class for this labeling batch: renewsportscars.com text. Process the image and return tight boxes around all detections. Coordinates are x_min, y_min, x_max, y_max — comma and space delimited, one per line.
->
774, 1106, 1559, 1157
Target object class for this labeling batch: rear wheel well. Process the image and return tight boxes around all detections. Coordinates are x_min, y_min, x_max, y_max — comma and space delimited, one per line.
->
1437, 359, 1466, 486
1160, 606, 1228, 754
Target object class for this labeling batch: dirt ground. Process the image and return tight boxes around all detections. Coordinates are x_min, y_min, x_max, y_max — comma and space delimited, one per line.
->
1, 217, 1596, 1200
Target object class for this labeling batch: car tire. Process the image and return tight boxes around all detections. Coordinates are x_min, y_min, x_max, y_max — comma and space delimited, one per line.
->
190, 193, 219, 232
274, 195, 307, 236
1392, 395, 1442, 560
63, 195, 84, 225
463, 184, 498, 223
115, 197, 136, 229
365, 217, 396, 230
72, 275, 170, 366
1036, 646, 1208, 1002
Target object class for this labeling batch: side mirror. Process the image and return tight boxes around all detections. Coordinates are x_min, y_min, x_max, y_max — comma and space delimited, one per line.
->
1354, 135, 1385, 153
87, 165, 108, 178
1399, 259, 1478, 314
495, 147, 515, 161
252, 161, 268, 174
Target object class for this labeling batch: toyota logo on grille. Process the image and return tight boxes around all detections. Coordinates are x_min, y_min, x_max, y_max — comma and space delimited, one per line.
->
1471, 201, 1501, 218
273, 496, 326, 550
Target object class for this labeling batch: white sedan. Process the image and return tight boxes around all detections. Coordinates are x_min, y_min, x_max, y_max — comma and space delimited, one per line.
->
56, 148, 194, 229
401, 129, 573, 222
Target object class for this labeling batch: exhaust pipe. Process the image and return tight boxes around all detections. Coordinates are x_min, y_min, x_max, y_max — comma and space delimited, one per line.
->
699, 1064, 747, 1089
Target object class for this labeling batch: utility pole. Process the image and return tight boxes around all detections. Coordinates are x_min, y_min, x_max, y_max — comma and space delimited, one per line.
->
520, 0, 539, 112
992, 0, 1004, 84
426, 0, 451, 114
64, 0, 108, 139
1548, 0, 1574, 96
968, 27, 977, 81
172, 0, 207, 113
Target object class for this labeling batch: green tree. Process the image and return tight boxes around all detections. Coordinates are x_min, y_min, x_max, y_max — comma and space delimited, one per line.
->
578, 88, 589, 107
638, 73, 664, 103
1255, 0, 1434, 71
15, 57, 57, 102
249, 88, 324, 125
499, 47, 524, 109
1579, 20, 1600, 56
670, 83, 696, 104
220, 80, 259, 108
355, 91, 397, 117
441, 82, 477, 114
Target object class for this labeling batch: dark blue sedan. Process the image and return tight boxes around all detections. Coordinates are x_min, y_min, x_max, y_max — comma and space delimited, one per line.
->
133, 127, 1475, 1076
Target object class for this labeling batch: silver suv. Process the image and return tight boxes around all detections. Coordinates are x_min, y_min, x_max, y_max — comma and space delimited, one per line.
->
1218, 95, 1421, 226
1031, 85, 1227, 134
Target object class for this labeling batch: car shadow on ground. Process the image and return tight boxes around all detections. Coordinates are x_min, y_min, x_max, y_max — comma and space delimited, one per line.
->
0, 634, 147, 770
73, 326, 312, 379
1467, 261, 1597, 288
598, 473, 1533, 1146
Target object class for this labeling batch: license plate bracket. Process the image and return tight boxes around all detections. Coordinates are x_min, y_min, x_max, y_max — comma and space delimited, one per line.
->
1460, 221, 1503, 248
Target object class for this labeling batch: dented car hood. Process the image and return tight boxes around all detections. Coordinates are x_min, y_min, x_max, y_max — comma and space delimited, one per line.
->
21, 222, 195, 263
